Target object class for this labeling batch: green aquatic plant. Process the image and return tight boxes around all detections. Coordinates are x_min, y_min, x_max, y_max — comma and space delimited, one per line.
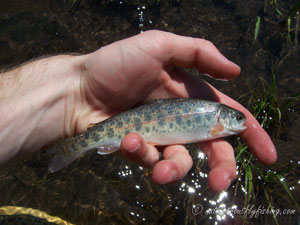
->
254, 16, 261, 44
247, 69, 282, 136
233, 143, 300, 224
270, 0, 284, 19
282, 0, 300, 46
273, 0, 299, 45
255, 0, 300, 46
232, 70, 300, 224
72, 0, 87, 8
244, 67, 300, 135
288, 0, 300, 46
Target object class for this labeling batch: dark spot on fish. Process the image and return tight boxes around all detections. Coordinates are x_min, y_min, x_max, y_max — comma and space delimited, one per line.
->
205, 114, 211, 121
146, 127, 150, 133
187, 120, 191, 127
107, 128, 114, 138
70, 143, 76, 152
97, 126, 104, 132
117, 121, 123, 128
157, 111, 164, 118
145, 113, 152, 121
125, 129, 130, 135
175, 116, 182, 125
183, 106, 190, 113
123, 115, 131, 123
84, 132, 89, 139
134, 117, 141, 124
109, 120, 115, 126
118, 135, 121, 139
169, 123, 173, 129
92, 133, 100, 141
79, 139, 88, 147
134, 117, 142, 131
135, 123, 142, 131
166, 106, 174, 114
158, 118, 165, 127
194, 115, 202, 123
152, 125, 159, 133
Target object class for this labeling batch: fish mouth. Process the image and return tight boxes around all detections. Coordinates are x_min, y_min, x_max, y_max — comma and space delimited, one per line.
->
229, 125, 248, 133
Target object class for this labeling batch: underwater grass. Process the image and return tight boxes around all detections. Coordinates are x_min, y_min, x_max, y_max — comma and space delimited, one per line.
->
254, 16, 261, 44
245, 68, 282, 136
289, 0, 300, 46
271, 0, 284, 19
255, 0, 300, 46
278, 0, 300, 46
233, 69, 300, 224
72, 0, 87, 7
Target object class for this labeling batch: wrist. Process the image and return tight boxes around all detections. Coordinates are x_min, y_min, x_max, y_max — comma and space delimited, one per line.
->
0, 55, 85, 164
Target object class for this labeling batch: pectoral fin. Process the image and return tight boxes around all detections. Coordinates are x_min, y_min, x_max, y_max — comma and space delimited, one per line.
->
87, 123, 97, 129
97, 146, 120, 155
210, 122, 224, 136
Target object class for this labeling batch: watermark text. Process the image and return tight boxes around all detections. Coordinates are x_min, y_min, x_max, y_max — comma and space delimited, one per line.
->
192, 204, 296, 218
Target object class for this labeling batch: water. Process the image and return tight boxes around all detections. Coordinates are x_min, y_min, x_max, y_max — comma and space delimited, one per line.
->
0, 0, 299, 224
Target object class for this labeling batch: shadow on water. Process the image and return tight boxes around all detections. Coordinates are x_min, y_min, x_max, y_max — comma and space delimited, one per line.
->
0, 0, 300, 224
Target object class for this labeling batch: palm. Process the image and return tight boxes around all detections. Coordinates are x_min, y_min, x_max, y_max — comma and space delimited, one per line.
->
83, 36, 179, 113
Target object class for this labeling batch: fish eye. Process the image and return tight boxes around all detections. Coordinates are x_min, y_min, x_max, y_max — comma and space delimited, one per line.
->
236, 112, 244, 121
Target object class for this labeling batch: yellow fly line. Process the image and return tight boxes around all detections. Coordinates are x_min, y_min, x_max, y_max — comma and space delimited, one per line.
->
0, 206, 74, 225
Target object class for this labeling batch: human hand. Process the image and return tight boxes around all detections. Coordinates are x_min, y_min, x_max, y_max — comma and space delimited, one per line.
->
73, 30, 276, 191
1, 30, 275, 184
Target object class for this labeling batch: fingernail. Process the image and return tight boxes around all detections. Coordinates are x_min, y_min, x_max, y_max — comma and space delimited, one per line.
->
128, 143, 141, 153
227, 178, 232, 188
170, 170, 177, 182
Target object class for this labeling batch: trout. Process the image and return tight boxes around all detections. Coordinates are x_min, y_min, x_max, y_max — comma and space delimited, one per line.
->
48, 99, 247, 172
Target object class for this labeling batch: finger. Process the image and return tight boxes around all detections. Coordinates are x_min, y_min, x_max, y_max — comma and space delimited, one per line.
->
152, 145, 193, 184
121, 133, 159, 168
198, 139, 236, 192
165, 68, 220, 101
141, 30, 240, 80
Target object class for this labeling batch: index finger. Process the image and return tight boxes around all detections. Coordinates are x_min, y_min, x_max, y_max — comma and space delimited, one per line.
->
139, 30, 241, 80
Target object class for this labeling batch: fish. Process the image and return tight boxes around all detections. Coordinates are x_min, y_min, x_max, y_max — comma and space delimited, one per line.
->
48, 99, 247, 172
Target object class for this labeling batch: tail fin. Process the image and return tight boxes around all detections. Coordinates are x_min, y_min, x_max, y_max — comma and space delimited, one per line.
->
47, 139, 88, 173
